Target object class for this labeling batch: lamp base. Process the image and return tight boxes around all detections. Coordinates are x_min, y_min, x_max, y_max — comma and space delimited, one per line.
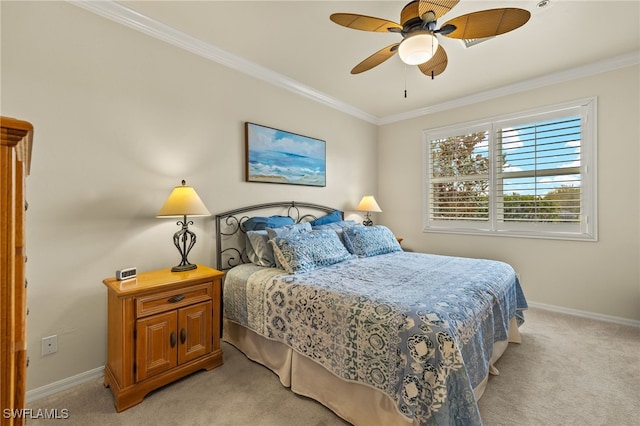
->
170, 216, 198, 273
362, 212, 374, 227
171, 263, 197, 272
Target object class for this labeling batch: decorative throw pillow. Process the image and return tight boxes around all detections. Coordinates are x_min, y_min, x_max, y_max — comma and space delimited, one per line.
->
269, 229, 354, 274
266, 222, 312, 239
266, 222, 312, 268
342, 225, 402, 257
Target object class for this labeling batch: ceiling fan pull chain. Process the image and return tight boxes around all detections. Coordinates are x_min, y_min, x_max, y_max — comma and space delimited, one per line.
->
404, 65, 408, 98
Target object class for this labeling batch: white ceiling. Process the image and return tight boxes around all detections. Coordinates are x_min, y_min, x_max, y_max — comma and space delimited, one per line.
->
80, 1, 640, 123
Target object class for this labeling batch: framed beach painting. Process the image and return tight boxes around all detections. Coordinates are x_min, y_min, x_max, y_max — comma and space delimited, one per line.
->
245, 122, 326, 187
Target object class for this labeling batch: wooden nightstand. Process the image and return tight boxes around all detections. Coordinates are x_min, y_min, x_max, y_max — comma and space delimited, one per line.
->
102, 265, 224, 412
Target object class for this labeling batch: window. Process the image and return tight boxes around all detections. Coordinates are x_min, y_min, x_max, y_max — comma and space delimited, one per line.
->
423, 98, 597, 241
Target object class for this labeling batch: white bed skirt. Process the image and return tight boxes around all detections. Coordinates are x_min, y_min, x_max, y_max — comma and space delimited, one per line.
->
223, 318, 521, 425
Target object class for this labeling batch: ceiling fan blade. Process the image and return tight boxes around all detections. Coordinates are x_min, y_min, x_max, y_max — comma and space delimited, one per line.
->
442, 8, 531, 39
400, 0, 459, 26
351, 43, 400, 74
418, 45, 448, 78
330, 13, 402, 32
419, 0, 460, 21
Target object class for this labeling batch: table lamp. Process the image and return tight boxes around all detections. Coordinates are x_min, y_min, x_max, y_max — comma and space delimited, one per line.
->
357, 195, 382, 226
157, 180, 211, 271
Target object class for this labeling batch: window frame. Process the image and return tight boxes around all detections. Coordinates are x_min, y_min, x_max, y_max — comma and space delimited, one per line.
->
422, 97, 598, 241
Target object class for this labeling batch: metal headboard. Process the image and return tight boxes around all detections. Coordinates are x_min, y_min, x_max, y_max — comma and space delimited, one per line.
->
214, 201, 339, 271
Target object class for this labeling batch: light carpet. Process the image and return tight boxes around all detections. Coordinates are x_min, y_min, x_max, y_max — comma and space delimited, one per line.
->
26, 307, 640, 425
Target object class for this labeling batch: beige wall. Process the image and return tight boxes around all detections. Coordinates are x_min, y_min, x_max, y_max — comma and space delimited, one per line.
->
2, 1, 639, 395
379, 65, 640, 323
1, 2, 377, 390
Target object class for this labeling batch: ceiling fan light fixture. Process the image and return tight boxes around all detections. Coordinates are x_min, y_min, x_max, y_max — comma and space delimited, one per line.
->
398, 31, 439, 65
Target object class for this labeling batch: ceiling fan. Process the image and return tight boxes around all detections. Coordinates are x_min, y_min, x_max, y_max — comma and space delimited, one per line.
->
330, 0, 531, 78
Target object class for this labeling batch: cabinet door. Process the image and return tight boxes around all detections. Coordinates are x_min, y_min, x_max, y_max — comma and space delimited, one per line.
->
136, 311, 178, 382
178, 301, 212, 365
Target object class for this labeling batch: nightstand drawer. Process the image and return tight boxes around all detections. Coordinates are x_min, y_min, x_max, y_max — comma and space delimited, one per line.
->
136, 282, 212, 318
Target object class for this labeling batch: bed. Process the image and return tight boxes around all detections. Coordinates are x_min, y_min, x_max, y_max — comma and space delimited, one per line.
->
215, 201, 527, 426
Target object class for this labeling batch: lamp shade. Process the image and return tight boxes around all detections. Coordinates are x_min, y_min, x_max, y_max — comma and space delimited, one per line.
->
398, 31, 439, 65
157, 180, 211, 218
357, 195, 382, 213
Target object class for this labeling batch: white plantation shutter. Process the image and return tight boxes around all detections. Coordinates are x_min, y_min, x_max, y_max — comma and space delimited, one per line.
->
427, 127, 490, 226
497, 116, 582, 223
424, 98, 597, 240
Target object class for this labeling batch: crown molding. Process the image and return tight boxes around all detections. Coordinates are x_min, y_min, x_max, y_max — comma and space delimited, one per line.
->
378, 51, 640, 125
70, 1, 638, 127
68, 0, 379, 125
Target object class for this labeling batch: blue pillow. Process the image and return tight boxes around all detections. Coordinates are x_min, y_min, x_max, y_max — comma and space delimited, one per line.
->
311, 220, 357, 243
342, 225, 402, 257
243, 215, 294, 231
311, 220, 356, 232
269, 229, 354, 274
309, 210, 343, 226
266, 222, 312, 239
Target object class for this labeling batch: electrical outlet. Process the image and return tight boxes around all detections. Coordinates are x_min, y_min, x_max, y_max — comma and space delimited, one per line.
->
42, 335, 58, 356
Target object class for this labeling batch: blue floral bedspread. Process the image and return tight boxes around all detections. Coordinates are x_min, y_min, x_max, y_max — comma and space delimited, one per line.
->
223, 251, 527, 425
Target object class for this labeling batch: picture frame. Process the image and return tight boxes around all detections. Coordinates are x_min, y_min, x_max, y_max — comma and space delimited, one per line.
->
245, 122, 326, 187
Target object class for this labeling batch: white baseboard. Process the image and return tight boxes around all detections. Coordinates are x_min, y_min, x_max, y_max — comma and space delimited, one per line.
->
528, 301, 640, 328
26, 366, 104, 404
